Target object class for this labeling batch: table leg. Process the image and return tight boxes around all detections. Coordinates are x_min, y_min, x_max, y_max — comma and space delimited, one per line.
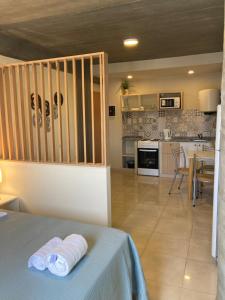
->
188, 158, 194, 201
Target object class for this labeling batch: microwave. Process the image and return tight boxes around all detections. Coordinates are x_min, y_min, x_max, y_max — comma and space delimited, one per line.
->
159, 92, 182, 109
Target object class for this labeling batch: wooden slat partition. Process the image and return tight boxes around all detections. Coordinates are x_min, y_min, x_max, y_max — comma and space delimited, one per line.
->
56, 61, 63, 163
9, 66, 20, 160
24, 64, 34, 161
81, 58, 87, 163
0, 70, 6, 159
32, 63, 41, 161
90, 56, 95, 163
99, 54, 105, 164
40, 62, 48, 162
2, 68, 13, 160
0, 52, 108, 166
64, 60, 71, 163
47, 62, 55, 162
72, 58, 78, 163
17, 65, 26, 160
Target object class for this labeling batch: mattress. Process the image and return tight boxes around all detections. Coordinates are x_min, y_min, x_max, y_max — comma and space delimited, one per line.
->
0, 211, 149, 300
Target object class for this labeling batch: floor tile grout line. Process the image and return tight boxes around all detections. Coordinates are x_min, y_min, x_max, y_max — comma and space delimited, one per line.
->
140, 197, 169, 257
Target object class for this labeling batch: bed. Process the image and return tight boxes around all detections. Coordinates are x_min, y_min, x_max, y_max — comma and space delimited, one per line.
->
0, 210, 149, 300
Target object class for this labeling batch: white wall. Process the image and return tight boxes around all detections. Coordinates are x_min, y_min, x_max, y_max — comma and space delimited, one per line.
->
0, 160, 111, 226
108, 72, 221, 169
109, 52, 223, 74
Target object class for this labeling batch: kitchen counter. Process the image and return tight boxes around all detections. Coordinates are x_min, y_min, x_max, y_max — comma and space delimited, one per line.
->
160, 137, 215, 143
122, 135, 215, 143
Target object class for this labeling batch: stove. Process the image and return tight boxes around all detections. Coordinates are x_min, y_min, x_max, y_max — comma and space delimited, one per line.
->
137, 139, 159, 176
138, 139, 159, 149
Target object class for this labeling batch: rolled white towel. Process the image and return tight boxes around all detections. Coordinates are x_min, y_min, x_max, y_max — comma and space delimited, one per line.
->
47, 234, 88, 277
28, 237, 63, 271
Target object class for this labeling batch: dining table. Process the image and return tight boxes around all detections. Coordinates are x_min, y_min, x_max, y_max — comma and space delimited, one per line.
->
187, 150, 215, 201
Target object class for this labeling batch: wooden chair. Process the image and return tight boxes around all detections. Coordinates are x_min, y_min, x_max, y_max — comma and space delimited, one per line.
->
168, 146, 189, 194
192, 154, 214, 207
201, 144, 215, 173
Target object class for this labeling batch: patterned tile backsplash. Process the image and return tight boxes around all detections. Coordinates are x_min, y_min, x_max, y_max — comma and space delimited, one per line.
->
122, 109, 216, 139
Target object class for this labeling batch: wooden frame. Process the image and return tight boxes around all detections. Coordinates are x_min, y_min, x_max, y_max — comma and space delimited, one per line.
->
0, 52, 108, 166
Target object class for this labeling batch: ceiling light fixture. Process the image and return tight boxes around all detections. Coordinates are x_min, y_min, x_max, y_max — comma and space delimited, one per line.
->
123, 38, 139, 47
127, 75, 133, 79
188, 70, 195, 75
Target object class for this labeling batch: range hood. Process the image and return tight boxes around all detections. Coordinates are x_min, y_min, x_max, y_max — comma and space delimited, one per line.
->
198, 89, 220, 113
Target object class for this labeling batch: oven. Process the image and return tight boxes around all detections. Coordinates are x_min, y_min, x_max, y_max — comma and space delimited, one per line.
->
137, 140, 159, 176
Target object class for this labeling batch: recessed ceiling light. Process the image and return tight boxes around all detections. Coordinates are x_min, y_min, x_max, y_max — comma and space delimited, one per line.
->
123, 38, 139, 47
127, 75, 133, 79
184, 275, 191, 280
188, 70, 195, 75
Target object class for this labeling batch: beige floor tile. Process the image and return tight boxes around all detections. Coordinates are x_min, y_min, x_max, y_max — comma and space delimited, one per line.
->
147, 280, 181, 300
122, 213, 158, 231
128, 229, 152, 255
142, 254, 186, 287
183, 260, 217, 294
144, 233, 189, 258
155, 218, 192, 239
188, 239, 215, 263
180, 289, 216, 300
161, 206, 193, 221
191, 224, 212, 241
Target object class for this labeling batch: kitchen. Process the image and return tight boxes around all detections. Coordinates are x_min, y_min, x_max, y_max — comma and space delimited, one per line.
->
110, 53, 222, 297
121, 89, 218, 174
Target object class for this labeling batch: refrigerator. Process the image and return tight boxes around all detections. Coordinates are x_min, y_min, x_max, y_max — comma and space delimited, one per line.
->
212, 104, 221, 259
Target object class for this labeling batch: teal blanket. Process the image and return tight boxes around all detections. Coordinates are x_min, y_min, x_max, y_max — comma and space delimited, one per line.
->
0, 211, 149, 300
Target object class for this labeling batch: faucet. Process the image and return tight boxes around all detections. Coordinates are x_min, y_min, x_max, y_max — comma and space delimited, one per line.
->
198, 133, 203, 139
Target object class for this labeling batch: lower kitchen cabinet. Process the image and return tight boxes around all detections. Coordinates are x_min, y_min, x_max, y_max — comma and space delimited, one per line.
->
160, 141, 213, 176
160, 142, 180, 176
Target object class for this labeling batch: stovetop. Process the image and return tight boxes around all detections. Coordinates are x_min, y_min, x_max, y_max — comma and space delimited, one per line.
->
141, 138, 160, 141
138, 139, 159, 148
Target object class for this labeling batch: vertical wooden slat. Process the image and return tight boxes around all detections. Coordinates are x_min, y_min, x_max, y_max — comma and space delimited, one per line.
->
99, 55, 104, 164
0, 68, 6, 159
64, 59, 70, 162
40, 63, 47, 162
0, 108, 5, 159
16, 65, 26, 160
90, 56, 95, 164
72, 58, 78, 163
32, 63, 41, 161
101, 53, 108, 165
47, 62, 55, 162
9, 66, 20, 160
81, 58, 87, 163
2, 68, 13, 159
24, 64, 34, 160
56, 61, 63, 163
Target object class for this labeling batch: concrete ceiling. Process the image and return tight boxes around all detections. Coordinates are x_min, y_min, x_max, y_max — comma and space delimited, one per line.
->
0, 0, 223, 63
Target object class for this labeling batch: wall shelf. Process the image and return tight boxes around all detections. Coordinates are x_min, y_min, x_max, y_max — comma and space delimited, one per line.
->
121, 93, 159, 112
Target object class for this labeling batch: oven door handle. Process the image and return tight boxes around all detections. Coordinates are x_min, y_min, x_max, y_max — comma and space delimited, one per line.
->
138, 149, 158, 152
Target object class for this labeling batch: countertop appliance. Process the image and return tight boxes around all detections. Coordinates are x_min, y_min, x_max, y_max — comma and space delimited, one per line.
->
212, 104, 221, 259
159, 92, 182, 109
137, 140, 159, 176
163, 129, 172, 140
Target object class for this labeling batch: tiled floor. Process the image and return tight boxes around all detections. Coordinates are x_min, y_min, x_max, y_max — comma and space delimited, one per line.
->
111, 169, 217, 300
